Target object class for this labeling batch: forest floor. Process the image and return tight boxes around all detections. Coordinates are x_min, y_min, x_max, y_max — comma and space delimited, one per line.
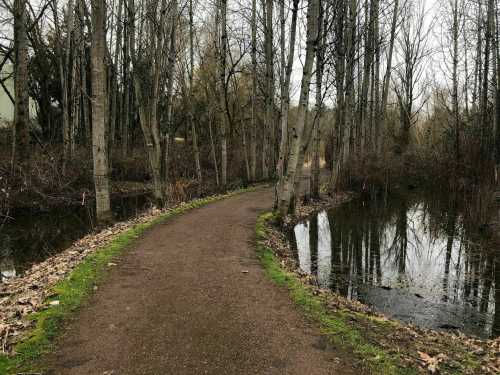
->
41, 187, 364, 374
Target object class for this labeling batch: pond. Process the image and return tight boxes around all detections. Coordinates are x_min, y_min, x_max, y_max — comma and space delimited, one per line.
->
292, 192, 500, 339
0, 194, 153, 280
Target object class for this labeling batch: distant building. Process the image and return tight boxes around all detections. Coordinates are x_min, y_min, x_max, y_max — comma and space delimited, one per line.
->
0, 63, 37, 129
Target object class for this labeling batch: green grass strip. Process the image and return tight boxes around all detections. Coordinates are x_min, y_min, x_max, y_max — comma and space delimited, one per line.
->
0, 186, 259, 375
255, 212, 417, 375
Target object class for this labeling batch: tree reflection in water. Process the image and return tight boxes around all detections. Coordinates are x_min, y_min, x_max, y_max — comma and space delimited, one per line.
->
292, 192, 500, 338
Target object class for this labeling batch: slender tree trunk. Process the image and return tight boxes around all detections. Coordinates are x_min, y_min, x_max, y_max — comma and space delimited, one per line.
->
343, 0, 357, 164
451, 0, 460, 166
62, 0, 76, 171
330, 0, 346, 191
217, 0, 229, 187
494, 0, 500, 174
188, 0, 202, 193
379, 0, 398, 153
110, 0, 123, 165
277, 0, 299, 179
372, 1, 381, 152
278, 0, 320, 217
91, 0, 112, 223
207, 109, 220, 186
473, 1, 483, 112
79, 0, 91, 147
480, 0, 494, 158
13, 0, 30, 165
122, 10, 130, 158
359, 0, 377, 153
133, 0, 168, 203
263, 0, 274, 180
164, 0, 177, 187
242, 118, 251, 181
311, 0, 325, 199
277, 0, 286, 179
250, 0, 257, 181
463, 12, 470, 119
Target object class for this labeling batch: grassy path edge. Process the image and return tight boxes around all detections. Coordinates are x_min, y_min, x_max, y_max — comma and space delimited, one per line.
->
0, 186, 262, 374
255, 212, 417, 375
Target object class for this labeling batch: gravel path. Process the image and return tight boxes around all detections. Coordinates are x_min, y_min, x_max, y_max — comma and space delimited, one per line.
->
47, 188, 361, 374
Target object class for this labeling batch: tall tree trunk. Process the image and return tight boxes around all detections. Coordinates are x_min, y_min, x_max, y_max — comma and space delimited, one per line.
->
242, 118, 251, 181
133, 0, 168, 203
277, 0, 299, 179
278, 0, 320, 217
250, 0, 258, 181
121, 9, 130, 158
91, 0, 112, 223
343, 0, 357, 165
62, 0, 76, 171
13, 0, 30, 165
378, 0, 399, 153
358, 0, 377, 153
494, 0, 500, 177
207, 108, 220, 186
330, 0, 346, 191
311, 0, 325, 199
372, 2, 381, 152
110, 0, 123, 165
217, 0, 229, 187
263, 0, 274, 180
164, 0, 177, 187
451, 0, 460, 166
188, 0, 202, 193
480, 0, 494, 158
79, 0, 91, 147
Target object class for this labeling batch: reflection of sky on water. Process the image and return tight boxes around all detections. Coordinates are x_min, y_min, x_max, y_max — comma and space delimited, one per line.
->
293, 197, 499, 338
294, 221, 311, 274
317, 212, 331, 288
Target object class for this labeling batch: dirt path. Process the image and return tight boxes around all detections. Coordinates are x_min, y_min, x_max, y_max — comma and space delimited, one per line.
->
47, 188, 360, 375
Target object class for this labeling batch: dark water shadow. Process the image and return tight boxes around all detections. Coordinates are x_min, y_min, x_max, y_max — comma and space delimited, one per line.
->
0, 194, 153, 279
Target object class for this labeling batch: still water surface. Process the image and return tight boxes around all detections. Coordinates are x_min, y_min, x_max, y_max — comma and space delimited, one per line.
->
292, 193, 500, 338
0, 194, 152, 279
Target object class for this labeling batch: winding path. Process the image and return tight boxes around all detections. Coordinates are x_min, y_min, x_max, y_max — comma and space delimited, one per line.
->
47, 188, 359, 374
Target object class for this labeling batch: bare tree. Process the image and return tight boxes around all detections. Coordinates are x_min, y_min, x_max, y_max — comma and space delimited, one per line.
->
91, 0, 112, 223
393, 0, 432, 153
13, 0, 30, 164
278, 0, 320, 217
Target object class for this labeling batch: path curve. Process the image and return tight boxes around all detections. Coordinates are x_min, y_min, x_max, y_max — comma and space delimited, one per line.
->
48, 188, 359, 374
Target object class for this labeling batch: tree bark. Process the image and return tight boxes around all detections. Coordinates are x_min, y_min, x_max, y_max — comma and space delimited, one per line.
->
278, 0, 320, 217
250, 0, 258, 181
379, 0, 399, 153
63, 0, 76, 171
91, 0, 112, 223
263, 0, 274, 180
13, 0, 30, 165
217, 0, 229, 187
311, 0, 325, 199
277, 0, 299, 180
188, 0, 202, 193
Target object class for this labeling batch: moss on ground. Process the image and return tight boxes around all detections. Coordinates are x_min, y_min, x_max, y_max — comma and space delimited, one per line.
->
0, 187, 258, 375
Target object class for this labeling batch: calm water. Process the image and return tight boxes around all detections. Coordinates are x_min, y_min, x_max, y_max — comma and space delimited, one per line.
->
292, 193, 500, 338
0, 194, 153, 280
